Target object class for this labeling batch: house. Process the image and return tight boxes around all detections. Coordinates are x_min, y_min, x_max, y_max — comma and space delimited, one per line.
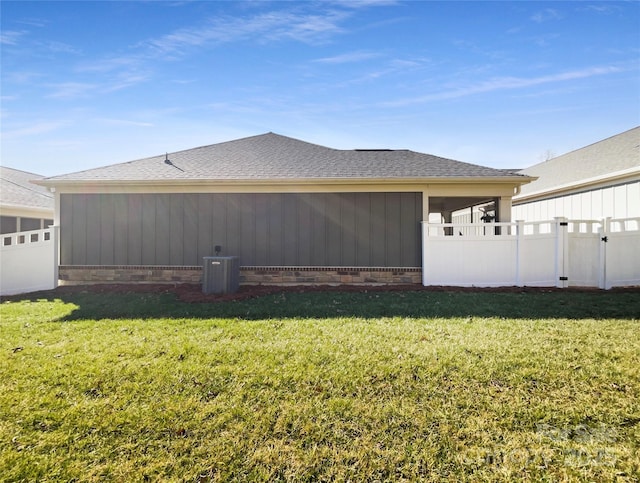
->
35, 133, 533, 285
0, 166, 54, 234
512, 126, 640, 222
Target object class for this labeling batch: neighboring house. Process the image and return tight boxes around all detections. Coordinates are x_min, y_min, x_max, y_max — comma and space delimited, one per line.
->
512, 126, 640, 222
35, 133, 533, 285
0, 166, 54, 234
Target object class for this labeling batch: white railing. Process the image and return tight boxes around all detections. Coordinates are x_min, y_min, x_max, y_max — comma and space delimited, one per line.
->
422, 218, 640, 289
567, 219, 603, 234
609, 217, 640, 232
425, 218, 613, 237
425, 222, 518, 237
1, 228, 53, 247
0, 227, 58, 296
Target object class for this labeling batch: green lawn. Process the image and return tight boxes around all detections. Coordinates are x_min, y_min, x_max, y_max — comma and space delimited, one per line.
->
1, 289, 639, 482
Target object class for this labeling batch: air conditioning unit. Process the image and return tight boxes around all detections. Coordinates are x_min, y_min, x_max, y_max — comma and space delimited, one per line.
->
202, 256, 240, 294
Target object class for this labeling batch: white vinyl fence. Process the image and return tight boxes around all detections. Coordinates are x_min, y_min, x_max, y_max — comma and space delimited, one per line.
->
422, 217, 640, 289
0, 227, 58, 296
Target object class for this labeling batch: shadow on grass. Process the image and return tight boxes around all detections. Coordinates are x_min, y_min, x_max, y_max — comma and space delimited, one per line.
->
3, 285, 640, 321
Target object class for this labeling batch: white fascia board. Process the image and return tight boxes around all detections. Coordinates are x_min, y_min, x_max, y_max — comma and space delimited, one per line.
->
0, 204, 54, 218
33, 175, 534, 190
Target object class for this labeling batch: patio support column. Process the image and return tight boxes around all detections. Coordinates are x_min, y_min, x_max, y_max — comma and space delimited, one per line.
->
421, 190, 429, 221
53, 189, 61, 226
53, 188, 60, 288
498, 196, 512, 223
421, 189, 429, 287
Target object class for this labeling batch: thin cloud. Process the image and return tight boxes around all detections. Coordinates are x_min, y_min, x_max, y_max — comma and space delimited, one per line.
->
47, 82, 98, 99
390, 59, 421, 68
46, 72, 151, 99
96, 118, 154, 127
314, 51, 382, 64
1, 120, 69, 139
54, 5, 356, 99
145, 9, 350, 55
582, 4, 621, 15
329, 0, 400, 8
532, 33, 561, 48
76, 56, 142, 74
382, 65, 625, 107
531, 8, 563, 23
104, 73, 152, 93
5, 71, 44, 84
69, 58, 152, 97
0, 30, 27, 45
15, 18, 47, 28
307, 55, 432, 91
36, 40, 82, 55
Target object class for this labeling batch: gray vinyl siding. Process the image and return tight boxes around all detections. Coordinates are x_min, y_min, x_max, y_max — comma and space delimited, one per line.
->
141, 196, 156, 265
86, 198, 101, 265
114, 195, 129, 265
155, 195, 170, 264
19, 218, 41, 231
0, 216, 54, 235
100, 194, 115, 264
71, 194, 87, 264
0, 216, 18, 234
60, 192, 422, 267
127, 194, 143, 265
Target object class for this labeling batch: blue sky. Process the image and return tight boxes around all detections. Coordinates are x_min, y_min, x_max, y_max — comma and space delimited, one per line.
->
1, 1, 638, 176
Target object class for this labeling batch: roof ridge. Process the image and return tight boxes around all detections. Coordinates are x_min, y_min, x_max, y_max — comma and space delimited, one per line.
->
1, 166, 53, 197
151, 132, 337, 157
0, 166, 47, 178
2, 178, 53, 199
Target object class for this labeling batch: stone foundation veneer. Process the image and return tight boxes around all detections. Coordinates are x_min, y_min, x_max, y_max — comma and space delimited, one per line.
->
58, 266, 422, 285
58, 266, 203, 284
241, 266, 421, 285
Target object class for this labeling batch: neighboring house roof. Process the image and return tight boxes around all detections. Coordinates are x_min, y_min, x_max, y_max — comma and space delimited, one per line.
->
0, 166, 54, 214
37, 132, 531, 185
516, 126, 640, 201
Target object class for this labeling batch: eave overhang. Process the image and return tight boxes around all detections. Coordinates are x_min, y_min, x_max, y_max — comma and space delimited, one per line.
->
0, 204, 54, 218
514, 166, 640, 203
34, 175, 535, 192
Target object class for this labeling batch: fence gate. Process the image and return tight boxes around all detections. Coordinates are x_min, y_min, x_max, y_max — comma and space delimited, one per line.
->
565, 220, 601, 288
598, 218, 640, 289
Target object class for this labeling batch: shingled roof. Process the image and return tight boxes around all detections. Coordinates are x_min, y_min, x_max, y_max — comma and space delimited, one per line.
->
0, 166, 53, 211
39, 133, 529, 184
517, 126, 640, 198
